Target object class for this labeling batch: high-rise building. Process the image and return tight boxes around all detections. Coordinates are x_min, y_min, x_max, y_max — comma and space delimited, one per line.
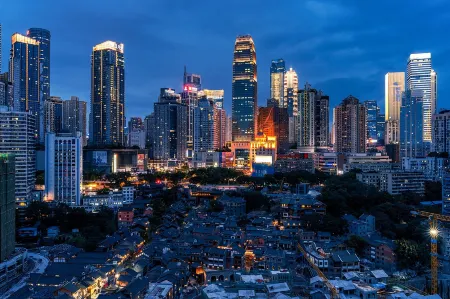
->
128, 117, 143, 132
334, 95, 367, 153
0, 154, 15, 262
226, 116, 232, 143
364, 100, 378, 143
0, 75, 13, 108
27, 28, 51, 105
62, 96, 87, 146
297, 84, 329, 152
384, 72, 405, 144
202, 89, 226, 149
194, 98, 215, 152
232, 35, 257, 141
203, 89, 224, 110
0, 107, 35, 208
45, 132, 82, 206
400, 90, 424, 158
9, 33, 40, 140
90, 41, 125, 146
128, 130, 146, 149
258, 103, 289, 153
181, 85, 199, 158
432, 110, 450, 154
377, 113, 385, 145
270, 59, 285, 107
183, 66, 201, 90
284, 67, 298, 117
153, 89, 187, 160
144, 113, 155, 153
407, 53, 437, 148
44, 96, 63, 136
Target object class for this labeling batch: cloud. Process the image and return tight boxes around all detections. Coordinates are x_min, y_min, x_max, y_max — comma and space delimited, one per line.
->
305, 0, 353, 18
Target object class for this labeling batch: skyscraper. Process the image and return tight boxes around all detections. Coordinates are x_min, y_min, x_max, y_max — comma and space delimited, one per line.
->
183, 66, 201, 90
258, 103, 289, 153
153, 88, 187, 160
144, 113, 155, 155
432, 110, 450, 154
284, 67, 298, 117
128, 117, 144, 132
194, 98, 215, 152
62, 96, 87, 146
270, 59, 285, 107
90, 41, 125, 146
232, 35, 257, 141
0, 154, 15, 262
377, 112, 386, 145
0, 107, 35, 208
334, 95, 367, 153
297, 84, 330, 152
181, 84, 199, 159
45, 132, 82, 206
44, 96, 63, 136
400, 90, 424, 158
384, 72, 405, 144
202, 89, 226, 149
407, 53, 437, 149
27, 28, 51, 105
364, 100, 378, 143
9, 33, 40, 140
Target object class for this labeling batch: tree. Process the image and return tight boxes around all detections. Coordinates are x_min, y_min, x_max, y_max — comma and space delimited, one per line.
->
243, 191, 270, 213
395, 239, 429, 271
425, 181, 442, 200
345, 235, 368, 255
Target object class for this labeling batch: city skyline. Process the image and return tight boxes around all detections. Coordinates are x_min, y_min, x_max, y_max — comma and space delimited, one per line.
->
1, 1, 448, 121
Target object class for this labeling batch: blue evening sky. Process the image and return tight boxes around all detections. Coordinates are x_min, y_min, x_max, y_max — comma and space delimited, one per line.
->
1, 0, 449, 120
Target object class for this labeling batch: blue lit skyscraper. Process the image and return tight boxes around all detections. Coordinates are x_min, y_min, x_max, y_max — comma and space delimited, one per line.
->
27, 28, 51, 103
90, 41, 125, 146
9, 33, 40, 141
232, 35, 257, 141
270, 59, 285, 107
364, 100, 378, 143
400, 90, 424, 158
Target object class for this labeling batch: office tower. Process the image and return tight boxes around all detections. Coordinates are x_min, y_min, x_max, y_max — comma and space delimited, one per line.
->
0, 154, 15, 262
432, 110, 450, 153
0, 107, 35, 208
232, 35, 257, 141
270, 59, 285, 107
400, 90, 424, 158
194, 98, 215, 152
45, 132, 82, 206
258, 103, 289, 153
90, 41, 125, 146
377, 113, 385, 145
144, 113, 155, 152
128, 117, 143, 132
203, 89, 224, 109
153, 89, 187, 160
62, 96, 87, 146
284, 67, 298, 117
27, 28, 51, 106
183, 66, 201, 90
214, 108, 227, 150
9, 33, 40, 140
297, 84, 330, 152
384, 72, 405, 144
407, 53, 437, 148
44, 96, 63, 136
226, 116, 232, 143
181, 85, 199, 158
364, 100, 378, 144
334, 95, 367, 153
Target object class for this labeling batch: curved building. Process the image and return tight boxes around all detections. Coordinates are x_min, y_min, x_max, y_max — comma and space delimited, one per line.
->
232, 35, 257, 141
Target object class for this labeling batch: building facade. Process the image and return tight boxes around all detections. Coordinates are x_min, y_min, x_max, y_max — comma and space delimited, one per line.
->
194, 97, 215, 152
45, 132, 82, 206
0, 107, 36, 207
232, 35, 257, 141
380, 171, 425, 195
400, 90, 424, 158
62, 96, 87, 146
0, 154, 15, 261
44, 96, 63, 136
128, 117, 143, 132
364, 100, 378, 143
432, 110, 450, 154
407, 53, 437, 148
333, 95, 366, 153
27, 28, 51, 105
443, 172, 450, 215
90, 41, 125, 146
258, 104, 289, 153
270, 59, 285, 108
384, 72, 405, 144
284, 67, 298, 117
0, 76, 13, 109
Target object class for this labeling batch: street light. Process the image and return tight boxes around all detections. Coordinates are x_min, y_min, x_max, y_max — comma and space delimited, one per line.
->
430, 227, 439, 238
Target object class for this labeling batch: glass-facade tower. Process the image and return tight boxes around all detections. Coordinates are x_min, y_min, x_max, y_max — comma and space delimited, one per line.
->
364, 100, 378, 142
27, 29, 51, 104
232, 35, 257, 141
270, 59, 285, 107
400, 90, 424, 158
90, 41, 125, 146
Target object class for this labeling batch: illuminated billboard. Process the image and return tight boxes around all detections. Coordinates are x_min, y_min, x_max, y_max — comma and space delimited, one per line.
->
254, 155, 273, 165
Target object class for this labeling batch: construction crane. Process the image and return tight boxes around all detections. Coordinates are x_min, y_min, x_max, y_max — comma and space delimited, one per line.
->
297, 243, 339, 299
411, 210, 450, 294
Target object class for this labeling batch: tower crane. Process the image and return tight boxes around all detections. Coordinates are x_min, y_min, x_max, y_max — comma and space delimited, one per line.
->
411, 210, 450, 294
297, 243, 339, 299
